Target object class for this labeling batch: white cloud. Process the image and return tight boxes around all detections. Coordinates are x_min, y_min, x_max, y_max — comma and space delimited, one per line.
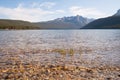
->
0, 7, 54, 22
0, 2, 65, 22
69, 6, 109, 18
0, 3, 109, 22
40, 2, 56, 9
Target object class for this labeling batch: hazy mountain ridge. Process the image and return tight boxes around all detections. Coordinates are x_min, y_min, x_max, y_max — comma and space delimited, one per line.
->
34, 15, 94, 29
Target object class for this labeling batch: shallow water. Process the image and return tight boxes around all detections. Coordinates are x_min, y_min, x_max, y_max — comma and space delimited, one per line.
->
0, 30, 120, 66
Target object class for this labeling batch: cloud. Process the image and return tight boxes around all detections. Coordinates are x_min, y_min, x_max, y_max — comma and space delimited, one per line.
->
0, 7, 53, 22
0, 3, 109, 22
30, 2, 56, 9
0, 2, 65, 22
40, 2, 56, 9
69, 6, 109, 18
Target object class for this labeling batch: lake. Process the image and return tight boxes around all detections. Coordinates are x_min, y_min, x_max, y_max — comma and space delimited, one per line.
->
0, 30, 120, 67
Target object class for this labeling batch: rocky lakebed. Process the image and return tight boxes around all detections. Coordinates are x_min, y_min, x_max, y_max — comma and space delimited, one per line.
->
0, 47, 119, 80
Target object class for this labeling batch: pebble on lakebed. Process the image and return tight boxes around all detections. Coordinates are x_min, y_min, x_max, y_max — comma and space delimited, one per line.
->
0, 61, 120, 80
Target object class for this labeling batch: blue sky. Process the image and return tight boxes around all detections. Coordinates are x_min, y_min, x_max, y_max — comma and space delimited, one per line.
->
0, 0, 120, 22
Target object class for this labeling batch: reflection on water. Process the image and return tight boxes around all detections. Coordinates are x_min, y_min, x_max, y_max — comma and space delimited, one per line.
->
0, 30, 120, 66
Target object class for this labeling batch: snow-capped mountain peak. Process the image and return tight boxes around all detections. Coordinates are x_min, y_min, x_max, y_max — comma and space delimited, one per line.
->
114, 9, 120, 16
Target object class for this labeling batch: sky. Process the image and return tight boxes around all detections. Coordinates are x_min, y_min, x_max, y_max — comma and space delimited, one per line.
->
0, 0, 120, 22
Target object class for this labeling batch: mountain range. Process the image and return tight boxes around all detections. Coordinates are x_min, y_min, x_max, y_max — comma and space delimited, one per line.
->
82, 9, 120, 29
0, 15, 93, 29
0, 9, 120, 29
34, 16, 94, 29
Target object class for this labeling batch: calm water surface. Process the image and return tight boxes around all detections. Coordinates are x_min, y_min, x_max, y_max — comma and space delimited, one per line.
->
0, 30, 120, 66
